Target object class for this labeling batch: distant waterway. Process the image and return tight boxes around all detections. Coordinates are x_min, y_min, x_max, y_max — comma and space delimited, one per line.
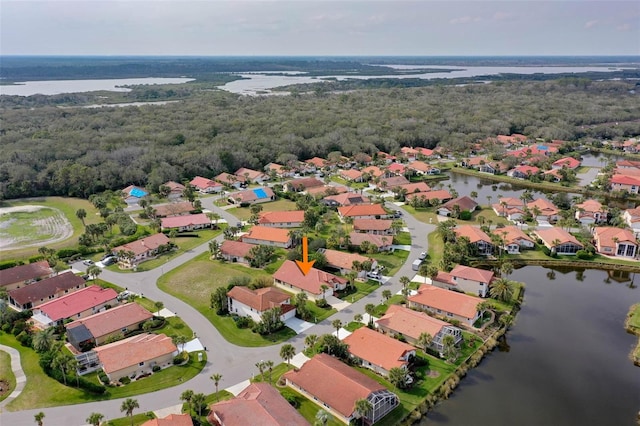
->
0, 77, 194, 96
423, 266, 640, 426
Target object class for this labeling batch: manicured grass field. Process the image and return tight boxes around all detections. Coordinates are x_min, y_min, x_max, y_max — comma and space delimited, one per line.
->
227, 199, 298, 221
369, 250, 410, 276
0, 349, 16, 402
279, 386, 343, 426
157, 253, 296, 346
336, 280, 380, 303
104, 412, 156, 426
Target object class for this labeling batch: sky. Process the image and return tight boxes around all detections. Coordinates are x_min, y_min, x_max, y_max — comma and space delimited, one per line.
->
1, 0, 639, 56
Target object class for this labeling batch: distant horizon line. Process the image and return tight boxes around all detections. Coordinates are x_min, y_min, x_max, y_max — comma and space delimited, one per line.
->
2, 54, 639, 58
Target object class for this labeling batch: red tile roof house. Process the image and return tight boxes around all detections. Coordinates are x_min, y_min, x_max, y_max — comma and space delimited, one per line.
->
93, 333, 178, 382
190, 176, 223, 193
322, 192, 370, 207
162, 181, 186, 200
527, 198, 560, 222
305, 156, 329, 171
575, 199, 608, 225
431, 265, 494, 298
216, 172, 246, 189
219, 240, 255, 264
623, 207, 640, 233
593, 227, 638, 259
507, 165, 540, 179
343, 327, 416, 379
227, 286, 296, 323
405, 190, 453, 205
0, 260, 53, 291
285, 177, 325, 192
242, 226, 292, 248
437, 196, 478, 217
319, 248, 377, 278
610, 174, 640, 194
264, 162, 296, 179
386, 162, 407, 176
353, 219, 394, 236
397, 182, 431, 195
552, 157, 581, 170
339, 168, 364, 182
235, 167, 270, 184
408, 285, 482, 327
161, 213, 211, 232
454, 225, 494, 256
492, 197, 525, 220
153, 201, 196, 218
407, 160, 440, 175
112, 233, 171, 268
273, 260, 347, 302
8, 272, 86, 310
377, 175, 410, 191
495, 226, 535, 254
227, 187, 276, 205
142, 413, 194, 426
362, 165, 386, 179
307, 184, 348, 198
283, 353, 399, 425
258, 210, 305, 228
31, 285, 118, 328
348, 232, 393, 252
337, 204, 389, 221
208, 382, 309, 426
534, 227, 584, 255
376, 305, 463, 357
66, 302, 154, 351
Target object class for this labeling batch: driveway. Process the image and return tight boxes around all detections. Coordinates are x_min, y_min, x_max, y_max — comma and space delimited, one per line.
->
285, 317, 315, 334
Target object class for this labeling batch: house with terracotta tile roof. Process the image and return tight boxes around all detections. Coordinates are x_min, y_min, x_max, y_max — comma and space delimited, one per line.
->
495, 226, 535, 254
437, 196, 478, 217
431, 265, 494, 297
242, 226, 292, 248
507, 165, 540, 179
258, 210, 305, 228
190, 176, 223, 193
142, 413, 193, 426
386, 162, 406, 176
216, 172, 245, 189
227, 286, 295, 323
527, 198, 559, 222
307, 184, 348, 197
377, 175, 410, 191
343, 327, 416, 378
492, 197, 526, 221
235, 167, 269, 184
273, 260, 347, 301
322, 192, 370, 207
305, 157, 328, 170
348, 232, 393, 252
66, 302, 154, 350
339, 168, 364, 182
93, 333, 178, 382
32, 285, 119, 328
0, 260, 53, 291
454, 225, 493, 255
219, 240, 255, 264
616, 160, 640, 170
593, 227, 638, 259
575, 199, 608, 225
407, 160, 440, 175
353, 219, 394, 235
552, 157, 581, 170
161, 213, 211, 232
208, 382, 309, 426
285, 177, 325, 192
405, 190, 453, 205
284, 353, 399, 425
400, 147, 419, 160
8, 272, 86, 310
162, 181, 186, 200
112, 233, 171, 267
397, 182, 431, 194
227, 187, 276, 205
534, 227, 583, 255
376, 305, 462, 356
338, 204, 388, 220
122, 185, 148, 206
154, 201, 196, 218
318, 249, 376, 278
496, 134, 528, 146
610, 174, 640, 194
623, 207, 640, 233
264, 162, 295, 179
408, 285, 482, 326
362, 165, 385, 179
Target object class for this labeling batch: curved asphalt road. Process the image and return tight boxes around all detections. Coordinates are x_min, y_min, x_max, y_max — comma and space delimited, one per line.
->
0, 198, 435, 425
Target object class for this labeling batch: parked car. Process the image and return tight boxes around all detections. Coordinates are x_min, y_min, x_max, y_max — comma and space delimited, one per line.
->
419, 252, 427, 260
82, 259, 94, 266
367, 271, 381, 280
102, 256, 116, 266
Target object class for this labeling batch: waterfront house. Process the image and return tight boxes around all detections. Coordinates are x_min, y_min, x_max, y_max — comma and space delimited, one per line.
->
575, 199, 608, 225
552, 157, 581, 170
507, 165, 540, 179
408, 285, 482, 327
527, 198, 559, 222
496, 226, 535, 254
623, 207, 640, 233
593, 227, 638, 259
534, 227, 583, 255
610, 174, 640, 194
343, 327, 416, 378
454, 225, 493, 255
431, 264, 494, 297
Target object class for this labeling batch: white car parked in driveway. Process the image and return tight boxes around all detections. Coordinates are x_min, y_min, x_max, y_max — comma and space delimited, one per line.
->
82, 259, 94, 266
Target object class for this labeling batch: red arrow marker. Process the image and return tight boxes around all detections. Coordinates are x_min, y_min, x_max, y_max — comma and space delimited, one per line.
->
295, 236, 315, 275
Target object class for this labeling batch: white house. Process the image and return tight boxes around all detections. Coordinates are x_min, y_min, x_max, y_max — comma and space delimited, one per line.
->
226, 286, 296, 323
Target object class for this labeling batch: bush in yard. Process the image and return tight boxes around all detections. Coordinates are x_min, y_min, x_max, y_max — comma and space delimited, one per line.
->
576, 250, 593, 260
152, 365, 161, 372
459, 210, 472, 220
119, 376, 131, 385
315, 299, 329, 308
98, 371, 110, 384
173, 351, 189, 365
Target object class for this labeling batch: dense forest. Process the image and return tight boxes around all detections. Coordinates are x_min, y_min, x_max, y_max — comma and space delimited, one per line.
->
1, 78, 639, 200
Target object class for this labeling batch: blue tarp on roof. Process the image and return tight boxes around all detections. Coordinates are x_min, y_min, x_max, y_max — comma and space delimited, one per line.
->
129, 187, 148, 198
252, 188, 268, 199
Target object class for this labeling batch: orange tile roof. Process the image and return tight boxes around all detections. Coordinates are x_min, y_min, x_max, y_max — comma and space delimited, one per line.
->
307, 184, 348, 196
405, 190, 453, 202
209, 382, 309, 426
235, 167, 266, 180
497, 197, 524, 208
379, 176, 410, 188
455, 225, 492, 244
409, 285, 481, 319
441, 196, 478, 212
611, 174, 640, 186
449, 265, 494, 283
552, 157, 581, 169
377, 304, 451, 340
343, 327, 414, 371
408, 161, 432, 173
164, 181, 186, 192
496, 226, 534, 246
243, 226, 291, 244
227, 286, 290, 312
338, 204, 387, 218
287, 177, 325, 190
340, 169, 364, 180
321, 249, 372, 271
527, 198, 558, 215
348, 232, 392, 248
190, 176, 220, 190
142, 414, 193, 426
93, 333, 177, 375
161, 213, 210, 229
305, 157, 327, 167
216, 172, 245, 184
229, 187, 276, 203
66, 302, 153, 339
220, 240, 255, 257
258, 210, 305, 225
154, 201, 195, 218
353, 219, 392, 232
273, 261, 346, 295
113, 233, 171, 257
323, 192, 370, 206
535, 227, 583, 247
625, 207, 640, 222
575, 199, 605, 214
283, 353, 389, 419
0, 260, 53, 288
362, 165, 384, 177
398, 182, 431, 193
593, 227, 637, 250
37, 285, 118, 322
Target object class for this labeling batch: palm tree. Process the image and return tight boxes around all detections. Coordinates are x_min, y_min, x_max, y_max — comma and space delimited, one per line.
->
53, 352, 73, 385
382, 289, 392, 301
34, 412, 45, 426
320, 284, 330, 302
87, 265, 102, 281
172, 335, 188, 353
180, 389, 194, 414
417, 332, 433, 352
191, 393, 206, 416
154, 301, 164, 315
353, 313, 363, 323
442, 335, 457, 363
86, 412, 104, 426
255, 360, 266, 380
354, 398, 373, 426
399, 276, 410, 289
120, 398, 139, 426
76, 208, 87, 226
280, 343, 296, 366
489, 278, 514, 302
315, 408, 333, 426
32, 327, 55, 353
500, 260, 514, 278
388, 367, 409, 390
210, 373, 223, 401
332, 319, 343, 337
364, 303, 376, 325
264, 360, 274, 384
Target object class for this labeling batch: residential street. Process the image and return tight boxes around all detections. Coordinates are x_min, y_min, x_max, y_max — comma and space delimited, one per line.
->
1, 199, 435, 426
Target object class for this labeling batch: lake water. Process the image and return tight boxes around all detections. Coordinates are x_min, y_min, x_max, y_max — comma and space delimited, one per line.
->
424, 266, 640, 426
0, 77, 194, 96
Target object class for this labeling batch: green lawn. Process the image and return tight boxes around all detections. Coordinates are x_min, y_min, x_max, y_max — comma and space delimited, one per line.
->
157, 253, 297, 346
427, 231, 443, 266
344, 321, 366, 332
335, 280, 380, 303
331, 176, 369, 190
0, 349, 16, 402
279, 387, 343, 426
251, 362, 294, 384
104, 412, 156, 426
304, 300, 338, 323
393, 231, 411, 246
402, 205, 438, 225
227, 199, 298, 221
369, 250, 410, 276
